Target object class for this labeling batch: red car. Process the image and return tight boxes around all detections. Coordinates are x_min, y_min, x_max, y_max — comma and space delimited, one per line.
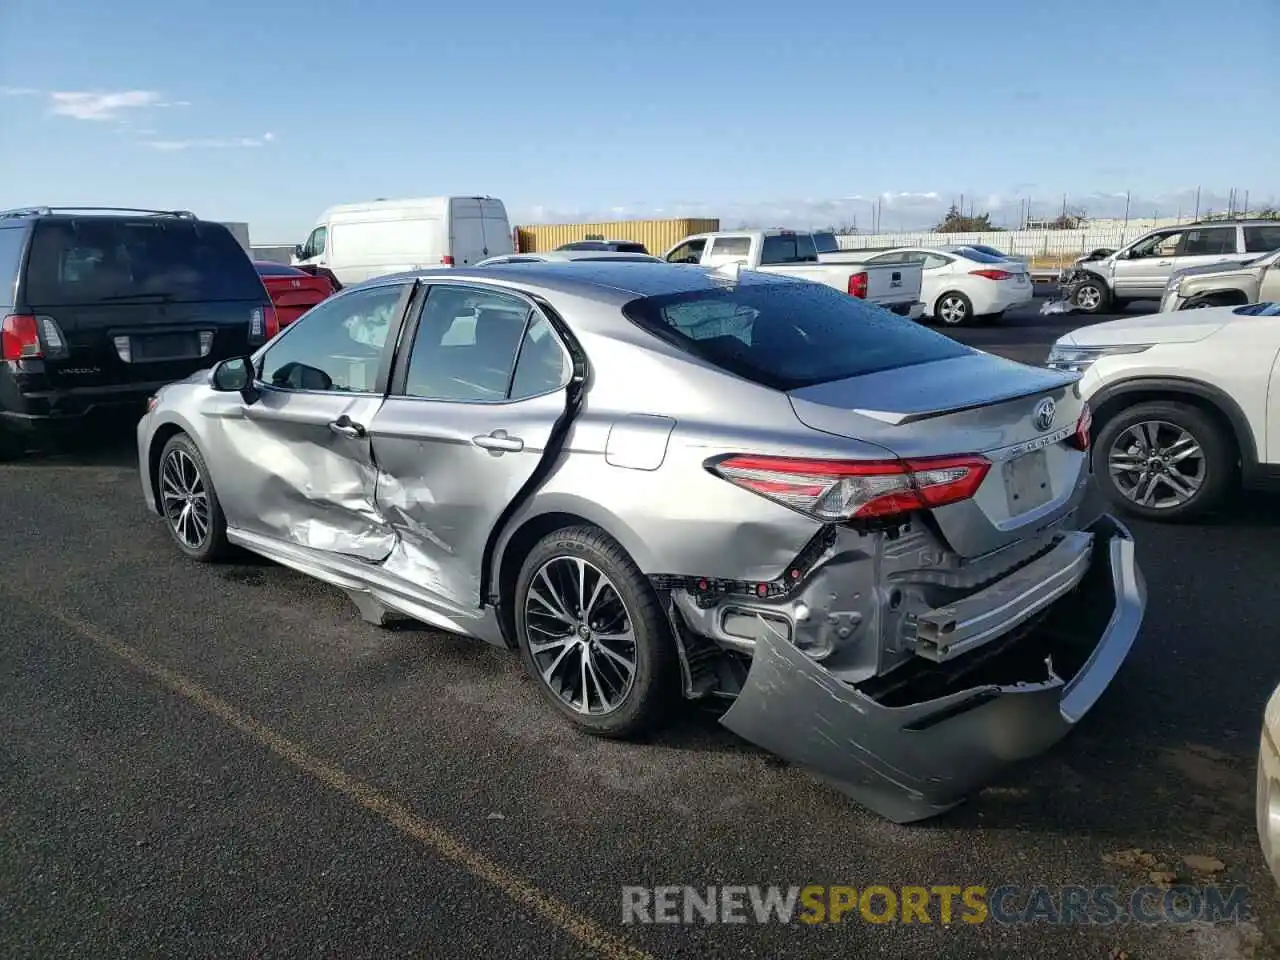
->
254, 262, 338, 327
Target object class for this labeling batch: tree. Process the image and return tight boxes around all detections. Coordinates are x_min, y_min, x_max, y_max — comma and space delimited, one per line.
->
934, 204, 1000, 233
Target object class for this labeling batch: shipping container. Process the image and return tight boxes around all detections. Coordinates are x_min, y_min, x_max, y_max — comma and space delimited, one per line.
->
514, 218, 720, 256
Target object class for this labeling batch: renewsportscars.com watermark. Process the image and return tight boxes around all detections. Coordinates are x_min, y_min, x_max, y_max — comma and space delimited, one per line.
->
621, 884, 1253, 926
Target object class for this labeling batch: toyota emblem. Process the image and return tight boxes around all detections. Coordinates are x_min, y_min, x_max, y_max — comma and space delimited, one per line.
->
1033, 397, 1057, 432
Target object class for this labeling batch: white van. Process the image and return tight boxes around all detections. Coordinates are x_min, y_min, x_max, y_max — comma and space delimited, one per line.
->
292, 196, 514, 285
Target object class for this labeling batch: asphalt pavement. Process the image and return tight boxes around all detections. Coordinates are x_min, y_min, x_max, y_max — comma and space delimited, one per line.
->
3, 298, 1280, 960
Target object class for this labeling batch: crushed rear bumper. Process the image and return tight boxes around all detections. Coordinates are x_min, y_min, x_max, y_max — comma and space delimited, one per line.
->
719, 513, 1145, 823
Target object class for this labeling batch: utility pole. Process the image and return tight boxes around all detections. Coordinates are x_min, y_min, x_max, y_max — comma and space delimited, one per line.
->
1193, 186, 1201, 221
1244, 191, 1250, 217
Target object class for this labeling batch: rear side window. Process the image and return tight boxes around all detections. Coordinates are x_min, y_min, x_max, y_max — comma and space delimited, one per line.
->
24, 219, 264, 305
760, 234, 819, 264
1180, 227, 1236, 256
0, 227, 28, 306
1243, 226, 1280, 254
622, 280, 972, 391
812, 232, 839, 254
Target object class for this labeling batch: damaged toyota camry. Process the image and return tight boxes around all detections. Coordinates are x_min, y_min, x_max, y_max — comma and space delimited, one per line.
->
137, 260, 1146, 823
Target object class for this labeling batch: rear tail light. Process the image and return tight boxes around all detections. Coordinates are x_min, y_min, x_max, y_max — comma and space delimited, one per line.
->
848, 272, 869, 298
1066, 404, 1093, 451
970, 269, 1013, 281
440, 255, 456, 266
709, 453, 991, 522
2, 313, 69, 361
249, 304, 281, 343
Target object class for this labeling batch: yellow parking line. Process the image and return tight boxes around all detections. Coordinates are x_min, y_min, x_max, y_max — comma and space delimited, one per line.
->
40, 606, 652, 960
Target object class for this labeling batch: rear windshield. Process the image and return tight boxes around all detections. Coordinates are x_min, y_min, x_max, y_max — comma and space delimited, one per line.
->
621, 280, 972, 391
811, 232, 840, 254
955, 248, 1008, 264
255, 261, 308, 276
760, 234, 819, 264
24, 218, 264, 305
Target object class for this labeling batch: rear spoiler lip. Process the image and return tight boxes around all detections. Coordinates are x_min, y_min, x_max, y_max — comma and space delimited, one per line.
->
844, 376, 1081, 427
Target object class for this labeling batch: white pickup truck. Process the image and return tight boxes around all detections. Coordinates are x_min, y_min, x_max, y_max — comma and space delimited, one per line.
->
661, 229, 924, 319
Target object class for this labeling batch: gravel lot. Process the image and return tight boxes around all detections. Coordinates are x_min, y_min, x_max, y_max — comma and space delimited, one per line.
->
3, 298, 1278, 959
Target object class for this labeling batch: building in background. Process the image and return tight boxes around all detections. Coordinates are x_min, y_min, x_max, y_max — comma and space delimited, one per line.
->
514, 218, 719, 255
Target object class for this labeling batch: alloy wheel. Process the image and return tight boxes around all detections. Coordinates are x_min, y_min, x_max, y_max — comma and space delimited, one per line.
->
938, 295, 968, 325
523, 556, 637, 715
1075, 285, 1103, 310
1106, 420, 1206, 509
160, 448, 211, 549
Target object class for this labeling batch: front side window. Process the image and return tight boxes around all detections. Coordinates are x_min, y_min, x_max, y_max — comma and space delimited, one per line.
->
302, 226, 327, 259
258, 283, 405, 393
402, 284, 570, 402
665, 239, 706, 264
622, 278, 971, 392
1128, 231, 1184, 259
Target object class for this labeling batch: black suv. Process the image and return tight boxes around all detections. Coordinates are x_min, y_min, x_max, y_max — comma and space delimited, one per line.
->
0, 207, 278, 457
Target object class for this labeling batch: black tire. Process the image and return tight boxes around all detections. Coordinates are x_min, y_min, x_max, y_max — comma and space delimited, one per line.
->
934, 291, 974, 327
0, 428, 25, 462
1092, 401, 1235, 522
157, 432, 233, 562
1071, 275, 1110, 314
1183, 293, 1241, 311
514, 525, 677, 738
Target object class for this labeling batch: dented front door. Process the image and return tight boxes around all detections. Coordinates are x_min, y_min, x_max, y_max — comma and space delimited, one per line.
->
208, 279, 414, 560
228, 388, 395, 559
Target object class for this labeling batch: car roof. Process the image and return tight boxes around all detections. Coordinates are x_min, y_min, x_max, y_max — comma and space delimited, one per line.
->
349, 260, 802, 304
492, 250, 661, 263
0, 206, 205, 224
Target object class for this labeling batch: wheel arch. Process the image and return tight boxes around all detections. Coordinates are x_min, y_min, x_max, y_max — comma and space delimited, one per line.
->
1089, 376, 1258, 477
488, 496, 660, 651
145, 418, 196, 513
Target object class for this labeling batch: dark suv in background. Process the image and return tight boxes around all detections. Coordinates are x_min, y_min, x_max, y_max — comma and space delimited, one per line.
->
0, 207, 278, 458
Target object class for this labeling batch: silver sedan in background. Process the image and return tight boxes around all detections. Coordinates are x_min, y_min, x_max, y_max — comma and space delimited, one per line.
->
137, 261, 1146, 822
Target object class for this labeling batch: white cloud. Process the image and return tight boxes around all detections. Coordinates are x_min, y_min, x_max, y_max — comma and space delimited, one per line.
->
141, 132, 276, 151
511, 188, 1277, 233
49, 90, 167, 121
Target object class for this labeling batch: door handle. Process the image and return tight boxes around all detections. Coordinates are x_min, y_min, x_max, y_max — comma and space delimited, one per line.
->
472, 430, 524, 452
329, 415, 366, 439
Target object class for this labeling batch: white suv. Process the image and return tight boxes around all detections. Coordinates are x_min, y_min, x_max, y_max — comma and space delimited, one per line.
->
1046, 301, 1280, 521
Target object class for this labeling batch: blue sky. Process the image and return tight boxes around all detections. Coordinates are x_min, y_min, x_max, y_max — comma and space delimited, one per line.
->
1, 0, 1276, 242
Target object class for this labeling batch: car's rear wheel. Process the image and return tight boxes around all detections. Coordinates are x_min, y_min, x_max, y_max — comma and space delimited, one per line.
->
1092, 401, 1234, 522
934, 291, 974, 326
514, 526, 677, 738
158, 433, 233, 561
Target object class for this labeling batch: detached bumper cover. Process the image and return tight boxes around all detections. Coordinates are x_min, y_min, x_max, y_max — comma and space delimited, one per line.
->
719, 514, 1145, 823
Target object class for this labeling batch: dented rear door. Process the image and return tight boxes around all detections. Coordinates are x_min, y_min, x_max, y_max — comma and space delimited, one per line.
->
367, 281, 574, 612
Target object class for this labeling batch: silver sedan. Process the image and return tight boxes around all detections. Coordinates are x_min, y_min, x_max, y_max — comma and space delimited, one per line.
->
137, 261, 1146, 822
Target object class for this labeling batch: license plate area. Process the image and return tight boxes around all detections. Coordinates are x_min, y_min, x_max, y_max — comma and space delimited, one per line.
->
128, 332, 203, 362
1002, 449, 1052, 514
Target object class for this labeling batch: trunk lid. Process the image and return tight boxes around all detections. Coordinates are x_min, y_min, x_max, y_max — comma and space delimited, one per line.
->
788, 353, 1085, 557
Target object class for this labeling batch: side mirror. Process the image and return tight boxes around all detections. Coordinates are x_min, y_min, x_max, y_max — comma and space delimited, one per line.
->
211, 356, 260, 404
294, 244, 305, 260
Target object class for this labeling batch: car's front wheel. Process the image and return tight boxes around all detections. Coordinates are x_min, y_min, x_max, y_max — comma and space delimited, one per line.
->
157, 433, 233, 561
514, 526, 677, 738
1092, 401, 1235, 522
1071, 276, 1111, 314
